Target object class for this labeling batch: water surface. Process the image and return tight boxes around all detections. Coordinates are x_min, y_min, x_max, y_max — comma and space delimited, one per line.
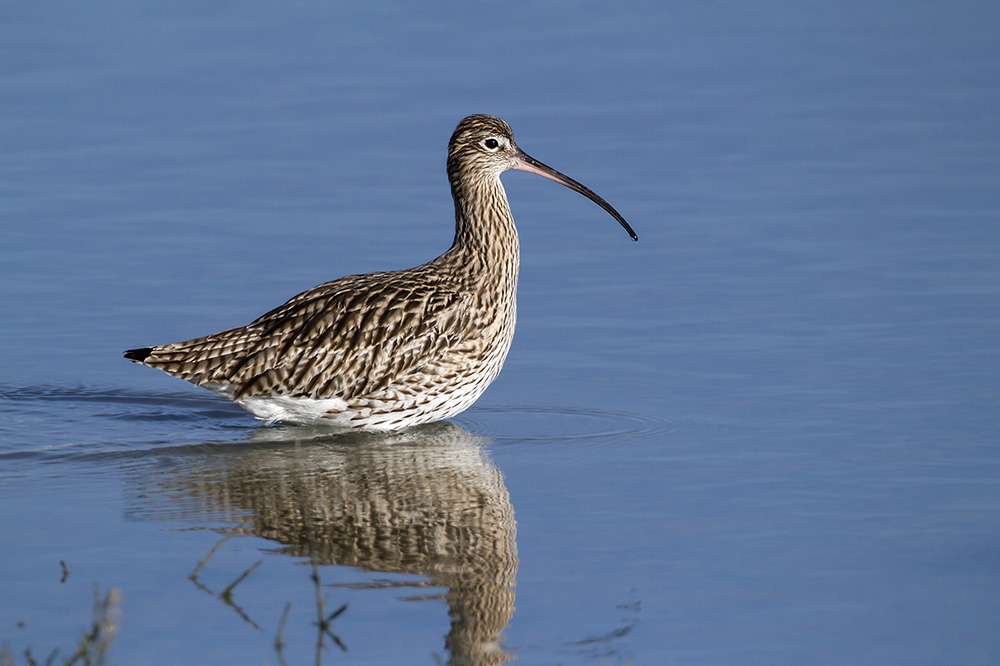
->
2, 2, 999, 664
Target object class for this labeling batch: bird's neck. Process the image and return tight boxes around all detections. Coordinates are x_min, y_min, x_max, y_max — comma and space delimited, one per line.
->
445, 174, 520, 287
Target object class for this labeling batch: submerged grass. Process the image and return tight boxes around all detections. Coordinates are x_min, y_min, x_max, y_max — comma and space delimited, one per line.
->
189, 529, 349, 666
1, 584, 120, 666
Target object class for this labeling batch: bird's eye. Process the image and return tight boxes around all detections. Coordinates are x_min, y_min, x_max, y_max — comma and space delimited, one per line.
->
483, 138, 500, 151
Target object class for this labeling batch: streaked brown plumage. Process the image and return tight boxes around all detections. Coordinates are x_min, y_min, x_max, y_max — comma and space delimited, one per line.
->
125, 115, 636, 429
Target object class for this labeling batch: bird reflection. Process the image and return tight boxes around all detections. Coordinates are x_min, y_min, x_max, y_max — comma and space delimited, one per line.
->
137, 421, 517, 665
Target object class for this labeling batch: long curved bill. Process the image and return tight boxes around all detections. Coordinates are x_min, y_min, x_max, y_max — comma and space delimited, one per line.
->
512, 151, 638, 241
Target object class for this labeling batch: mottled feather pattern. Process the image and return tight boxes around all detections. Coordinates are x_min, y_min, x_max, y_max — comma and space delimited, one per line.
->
143, 260, 509, 388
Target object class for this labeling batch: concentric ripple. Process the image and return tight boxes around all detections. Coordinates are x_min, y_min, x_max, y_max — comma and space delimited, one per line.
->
455, 404, 678, 443
1, 383, 679, 457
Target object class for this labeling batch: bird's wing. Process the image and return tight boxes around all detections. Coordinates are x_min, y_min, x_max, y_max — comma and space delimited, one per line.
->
136, 268, 476, 402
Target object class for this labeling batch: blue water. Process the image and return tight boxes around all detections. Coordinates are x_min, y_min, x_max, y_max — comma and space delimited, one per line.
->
2, 2, 999, 664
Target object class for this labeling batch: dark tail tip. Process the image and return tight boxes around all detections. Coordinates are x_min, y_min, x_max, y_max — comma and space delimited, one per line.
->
123, 347, 154, 362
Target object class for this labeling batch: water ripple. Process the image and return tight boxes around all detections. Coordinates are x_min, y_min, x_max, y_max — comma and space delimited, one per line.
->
456, 404, 679, 444
1, 384, 678, 460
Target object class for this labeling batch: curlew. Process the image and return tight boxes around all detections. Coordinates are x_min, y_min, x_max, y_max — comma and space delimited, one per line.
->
125, 115, 636, 429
